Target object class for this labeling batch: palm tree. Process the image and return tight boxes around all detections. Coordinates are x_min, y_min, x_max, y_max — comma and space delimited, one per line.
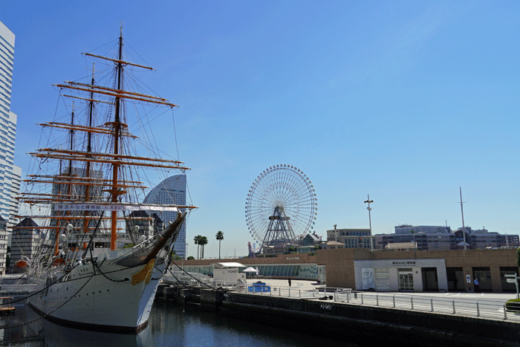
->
216, 231, 224, 259
199, 236, 208, 259
194, 235, 202, 259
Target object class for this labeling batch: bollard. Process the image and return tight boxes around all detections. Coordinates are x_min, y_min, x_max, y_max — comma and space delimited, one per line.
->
411, 296, 413, 310
361, 293, 364, 305
376, 294, 379, 306
476, 302, 479, 317
431, 298, 433, 312
452, 300, 456, 314
504, 305, 507, 320
289, 288, 291, 297
393, 295, 395, 308
279, 287, 281, 296
347, 292, 350, 303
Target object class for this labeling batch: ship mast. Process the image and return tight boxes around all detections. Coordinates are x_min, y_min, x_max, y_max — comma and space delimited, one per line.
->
16, 28, 196, 257
110, 25, 124, 250
82, 63, 95, 247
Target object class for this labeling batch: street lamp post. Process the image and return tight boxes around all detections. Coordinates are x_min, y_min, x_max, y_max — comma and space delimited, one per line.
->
334, 224, 337, 249
186, 242, 189, 259
364, 195, 374, 251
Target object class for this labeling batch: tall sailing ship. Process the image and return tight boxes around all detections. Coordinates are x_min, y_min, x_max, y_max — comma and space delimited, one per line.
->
12, 27, 195, 332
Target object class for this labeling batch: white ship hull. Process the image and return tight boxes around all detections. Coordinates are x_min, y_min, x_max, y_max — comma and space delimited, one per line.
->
28, 251, 166, 333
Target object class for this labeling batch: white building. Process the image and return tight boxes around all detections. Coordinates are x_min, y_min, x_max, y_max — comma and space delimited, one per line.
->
0, 21, 21, 227
143, 175, 187, 258
395, 225, 450, 234
326, 228, 374, 249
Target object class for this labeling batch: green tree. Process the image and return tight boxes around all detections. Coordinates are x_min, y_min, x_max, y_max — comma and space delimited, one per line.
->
199, 236, 208, 259
516, 248, 520, 268
216, 231, 224, 259
187, 256, 195, 260
194, 235, 202, 259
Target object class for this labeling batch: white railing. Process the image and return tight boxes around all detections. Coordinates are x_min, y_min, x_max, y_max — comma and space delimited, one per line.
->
238, 286, 518, 321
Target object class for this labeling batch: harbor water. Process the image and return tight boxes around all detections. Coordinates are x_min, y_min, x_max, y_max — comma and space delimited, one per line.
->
0, 301, 360, 346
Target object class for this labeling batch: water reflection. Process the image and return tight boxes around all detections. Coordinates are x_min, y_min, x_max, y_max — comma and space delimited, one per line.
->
0, 305, 153, 347
0, 303, 351, 347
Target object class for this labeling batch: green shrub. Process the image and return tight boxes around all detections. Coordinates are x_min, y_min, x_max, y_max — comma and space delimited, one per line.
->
505, 298, 520, 312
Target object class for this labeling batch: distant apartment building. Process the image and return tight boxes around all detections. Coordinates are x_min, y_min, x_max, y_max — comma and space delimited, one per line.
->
0, 21, 22, 226
143, 175, 187, 258
326, 228, 375, 249
375, 225, 517, 251
0, 216, 7, 273
10, 218, 40, 268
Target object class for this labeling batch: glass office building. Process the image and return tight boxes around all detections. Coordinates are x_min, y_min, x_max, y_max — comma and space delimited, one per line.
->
143, 174, 187, 258
0, 21, 21, 226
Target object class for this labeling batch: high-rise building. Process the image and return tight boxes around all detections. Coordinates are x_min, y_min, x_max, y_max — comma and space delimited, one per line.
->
143, 175, 187, 258
0, 21, 21, 226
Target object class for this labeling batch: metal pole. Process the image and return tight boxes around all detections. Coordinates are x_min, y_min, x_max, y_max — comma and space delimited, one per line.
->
361, 293, 364, 304
431, 298, 433, 312
393, 295, 395, 308
334, 224, 337, 244
476, 302, 479, 317
504, 305, 507, 320
460, 187, 467, 250
411, 296, 413, 310
299, 289, 301, 298
376, 294, 379, 306
453, 300, 456, 314
364, 195, 374, 251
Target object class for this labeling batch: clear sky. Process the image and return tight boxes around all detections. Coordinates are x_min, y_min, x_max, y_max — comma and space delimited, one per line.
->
1, 1, 520, 258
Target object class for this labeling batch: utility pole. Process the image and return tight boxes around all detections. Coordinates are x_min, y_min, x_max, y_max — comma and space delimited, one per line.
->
334, 224, 337, 243
364, 195, 374, 251
459, 187, 466, 250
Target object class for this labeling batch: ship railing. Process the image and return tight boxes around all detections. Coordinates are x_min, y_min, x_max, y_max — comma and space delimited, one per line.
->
240, 285, 519, 321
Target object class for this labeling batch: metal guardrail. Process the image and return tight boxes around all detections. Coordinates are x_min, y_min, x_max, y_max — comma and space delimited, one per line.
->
237, 286, 518, 321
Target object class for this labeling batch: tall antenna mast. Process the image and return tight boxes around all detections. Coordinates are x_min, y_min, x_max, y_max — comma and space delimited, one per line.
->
459, 187, 466, 250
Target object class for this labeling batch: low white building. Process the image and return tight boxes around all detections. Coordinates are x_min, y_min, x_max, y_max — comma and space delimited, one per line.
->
354, 258, 448, 292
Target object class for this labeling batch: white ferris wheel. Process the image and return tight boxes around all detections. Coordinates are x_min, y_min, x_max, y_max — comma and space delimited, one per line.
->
245, 164, 317, 253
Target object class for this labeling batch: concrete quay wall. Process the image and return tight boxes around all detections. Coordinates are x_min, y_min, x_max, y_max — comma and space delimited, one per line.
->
222, 293, 520, 346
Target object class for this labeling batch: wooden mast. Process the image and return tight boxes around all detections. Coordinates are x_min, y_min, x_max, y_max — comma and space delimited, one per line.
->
110, 26, 124, 250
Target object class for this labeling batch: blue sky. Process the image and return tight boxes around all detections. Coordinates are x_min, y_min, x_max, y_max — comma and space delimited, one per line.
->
2, 1, 520, 257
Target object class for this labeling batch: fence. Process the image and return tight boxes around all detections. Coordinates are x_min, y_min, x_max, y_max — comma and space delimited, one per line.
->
238, 285, 520, 322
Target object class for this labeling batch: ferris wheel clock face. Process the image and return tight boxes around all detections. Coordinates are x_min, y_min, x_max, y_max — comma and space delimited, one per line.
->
245, 164, 317, 245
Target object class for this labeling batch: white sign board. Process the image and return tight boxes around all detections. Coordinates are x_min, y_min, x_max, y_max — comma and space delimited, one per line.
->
54, 203, 179, 212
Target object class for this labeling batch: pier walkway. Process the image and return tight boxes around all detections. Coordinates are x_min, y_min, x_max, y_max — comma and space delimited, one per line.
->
240, 279, 520, 322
